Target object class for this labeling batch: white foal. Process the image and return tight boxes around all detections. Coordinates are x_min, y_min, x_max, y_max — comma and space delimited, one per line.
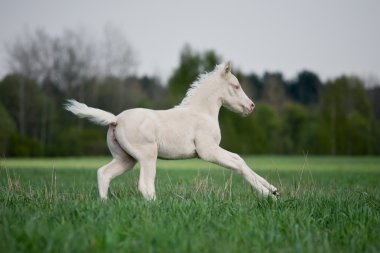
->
65, 62, 279, 200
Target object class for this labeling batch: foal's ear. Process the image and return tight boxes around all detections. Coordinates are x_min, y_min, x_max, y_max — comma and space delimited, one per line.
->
222, 61, 232, 75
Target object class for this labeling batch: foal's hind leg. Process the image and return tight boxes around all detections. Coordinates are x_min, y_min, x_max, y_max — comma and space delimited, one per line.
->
97, 157, 136, 199
111, 121, 158, 200
97, 126, 136, 199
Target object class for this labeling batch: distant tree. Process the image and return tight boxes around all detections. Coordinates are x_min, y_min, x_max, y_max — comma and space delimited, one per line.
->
92, 76, 148, 113
3, 28, 139, 156
261, 72, 287, 110
168, 45, 222, 104
282, 102, 309, 154
219, 109, 241, 152
5, 27, 137, 92
374, 120, 380, 154
202, 50, 220, 72
0, 74, 53, 155
250, 103, 282, 154
245, 73, 264, 100
6, 29, 91, 91
140, 76, 168, 108
6, 29, 52, 82
0, 102, 16, 155
98, 25, 138, 79
221, 103, 282, 154
347, 112, 371, 155
367, 86, 380, 120
287, 71, 322, 106
318, 76, 372, 154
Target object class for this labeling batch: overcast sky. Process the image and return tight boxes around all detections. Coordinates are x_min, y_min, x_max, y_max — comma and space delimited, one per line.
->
0, 0, 379, 83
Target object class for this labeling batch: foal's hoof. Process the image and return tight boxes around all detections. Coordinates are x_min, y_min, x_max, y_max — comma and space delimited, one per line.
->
272, 190, 280, 197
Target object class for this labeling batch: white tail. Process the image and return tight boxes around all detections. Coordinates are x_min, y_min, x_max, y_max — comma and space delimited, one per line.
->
64, 99, 117, 126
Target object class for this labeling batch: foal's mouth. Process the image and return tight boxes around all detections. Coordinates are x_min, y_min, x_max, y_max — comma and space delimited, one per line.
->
241, 106, 254, 117
242, 111, 251, 117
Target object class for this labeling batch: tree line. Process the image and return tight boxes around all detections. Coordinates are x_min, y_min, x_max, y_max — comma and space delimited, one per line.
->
0, 30, 379, 156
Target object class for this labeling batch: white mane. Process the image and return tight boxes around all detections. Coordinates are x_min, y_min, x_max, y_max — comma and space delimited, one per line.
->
178, 63, 225, 107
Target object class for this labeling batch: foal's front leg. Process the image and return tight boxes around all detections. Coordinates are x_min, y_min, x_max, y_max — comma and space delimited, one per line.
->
225, 150, 278, 195
198, 145, 277, 198
97, 158, 136, 199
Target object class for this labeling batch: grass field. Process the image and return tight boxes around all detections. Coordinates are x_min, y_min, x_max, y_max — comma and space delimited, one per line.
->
0, 156, 379, 253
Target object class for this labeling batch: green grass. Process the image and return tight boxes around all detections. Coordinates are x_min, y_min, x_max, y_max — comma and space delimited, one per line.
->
0, 156, 379, 253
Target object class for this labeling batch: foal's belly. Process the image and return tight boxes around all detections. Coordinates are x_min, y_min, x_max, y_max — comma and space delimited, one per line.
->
158, 149, 197, 160
157, 135, 197, 160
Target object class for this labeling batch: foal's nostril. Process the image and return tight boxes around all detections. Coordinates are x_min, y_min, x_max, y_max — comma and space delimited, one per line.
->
251, 102, 255, 110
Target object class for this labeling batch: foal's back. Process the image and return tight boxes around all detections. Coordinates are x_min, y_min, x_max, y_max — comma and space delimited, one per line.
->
115, 107, 207, 159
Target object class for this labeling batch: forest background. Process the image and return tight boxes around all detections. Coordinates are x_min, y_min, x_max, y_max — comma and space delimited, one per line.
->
0, 29, 379, 157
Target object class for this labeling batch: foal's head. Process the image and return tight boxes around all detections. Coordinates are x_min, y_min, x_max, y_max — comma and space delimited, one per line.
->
218, 62, 255, 116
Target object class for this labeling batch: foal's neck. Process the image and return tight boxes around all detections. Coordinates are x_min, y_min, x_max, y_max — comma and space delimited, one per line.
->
185, 82, 222, 120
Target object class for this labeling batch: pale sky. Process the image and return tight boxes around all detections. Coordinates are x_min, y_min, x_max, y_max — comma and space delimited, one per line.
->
0, 0, 379, 83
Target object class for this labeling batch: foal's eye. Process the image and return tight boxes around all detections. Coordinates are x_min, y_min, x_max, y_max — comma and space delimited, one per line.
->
234, 85, 240, 90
